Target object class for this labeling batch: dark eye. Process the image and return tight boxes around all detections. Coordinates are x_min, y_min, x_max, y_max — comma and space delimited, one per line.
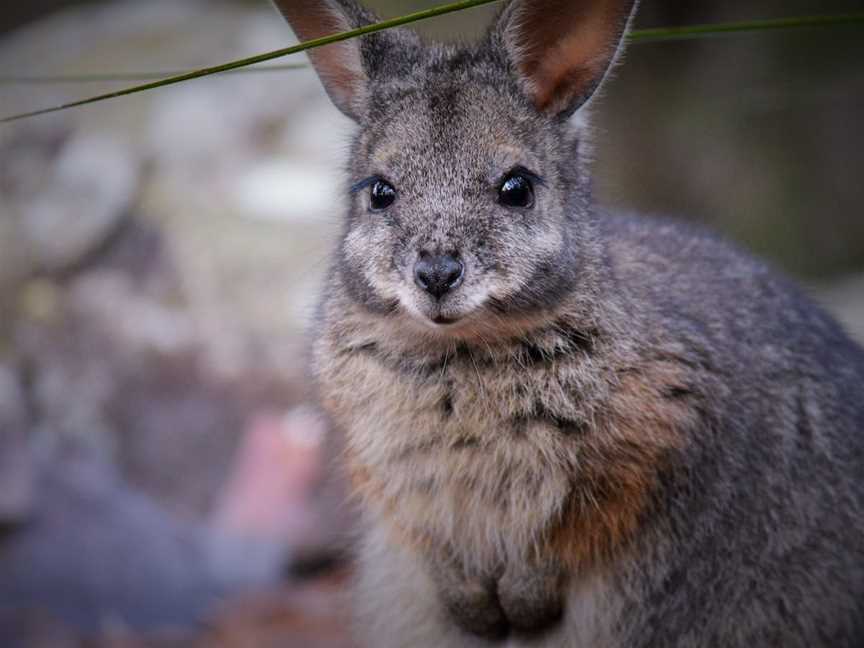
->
498, 173, 535, 208
370, 179, 397, 211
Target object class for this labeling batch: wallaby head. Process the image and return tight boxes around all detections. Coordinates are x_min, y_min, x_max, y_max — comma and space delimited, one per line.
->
273, 0, 637, 338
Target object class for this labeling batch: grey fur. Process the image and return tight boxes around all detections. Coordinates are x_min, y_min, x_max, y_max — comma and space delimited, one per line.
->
273, 0, 864, 645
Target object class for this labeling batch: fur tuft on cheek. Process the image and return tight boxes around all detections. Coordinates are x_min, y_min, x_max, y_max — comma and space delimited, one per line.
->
486, 219, 567, 308
340, 223, 405, 313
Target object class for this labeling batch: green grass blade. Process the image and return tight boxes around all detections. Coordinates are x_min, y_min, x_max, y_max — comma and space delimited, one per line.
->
0, 63, 310, 84
2, 9, 863, 123
0, 0, 503, 124
4, 11, 864, 86
630, 11, 864, 43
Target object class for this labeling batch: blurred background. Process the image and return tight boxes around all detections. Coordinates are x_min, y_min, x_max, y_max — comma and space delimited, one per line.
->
0, 0, 862, 645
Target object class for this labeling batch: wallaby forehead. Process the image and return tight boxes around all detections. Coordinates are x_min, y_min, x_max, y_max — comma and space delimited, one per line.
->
364, 78, 542, 184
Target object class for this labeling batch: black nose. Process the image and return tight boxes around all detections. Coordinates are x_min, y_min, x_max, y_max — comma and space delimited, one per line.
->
414, 253, 464, 299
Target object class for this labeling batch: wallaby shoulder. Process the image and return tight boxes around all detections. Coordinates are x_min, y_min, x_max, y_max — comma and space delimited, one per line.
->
601, 211, 864, 370
594, 212, 864, 647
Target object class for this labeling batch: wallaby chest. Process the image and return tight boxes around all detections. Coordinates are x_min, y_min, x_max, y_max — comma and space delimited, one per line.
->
314, 291, 698, 578
315, 315, 600, 564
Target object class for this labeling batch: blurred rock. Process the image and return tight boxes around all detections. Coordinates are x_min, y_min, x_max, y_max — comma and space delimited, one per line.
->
1, 125, 139, 276
0, 363, 35, 527
0, 363, 28, 435
21, 133, 139, 273
69, 272, 195, 356
0, 444, 35, 530
0, 0, 350, 380
233, 159, 340, 224
0, 449, 275, 636
0, 608, 78, 648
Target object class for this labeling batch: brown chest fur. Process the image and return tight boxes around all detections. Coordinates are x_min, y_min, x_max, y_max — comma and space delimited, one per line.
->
314, 302, 694, 574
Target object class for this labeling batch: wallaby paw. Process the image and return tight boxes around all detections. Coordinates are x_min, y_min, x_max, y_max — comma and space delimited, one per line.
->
498, 589, 563, 635
441, 580, 510, 640
497, 565, 565, 635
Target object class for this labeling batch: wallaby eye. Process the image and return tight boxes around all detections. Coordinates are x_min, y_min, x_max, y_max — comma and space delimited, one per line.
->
498, 173, 535, 209
370, 179, 397, 211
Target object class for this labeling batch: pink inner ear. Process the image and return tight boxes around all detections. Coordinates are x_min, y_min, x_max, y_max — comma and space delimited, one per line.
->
530, 31, 611, 113
509, 0, 631, 115
313, 43, 366, 112
274, 0, 367, 119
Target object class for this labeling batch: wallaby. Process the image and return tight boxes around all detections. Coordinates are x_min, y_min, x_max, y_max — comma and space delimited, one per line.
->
272, 1, 864, 646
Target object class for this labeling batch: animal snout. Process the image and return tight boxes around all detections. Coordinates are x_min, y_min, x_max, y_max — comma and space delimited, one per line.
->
414, 252, 464, 299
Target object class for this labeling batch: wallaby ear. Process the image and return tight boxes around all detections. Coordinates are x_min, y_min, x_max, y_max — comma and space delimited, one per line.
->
271, 0, 377, 121
495, 0, 638, 118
